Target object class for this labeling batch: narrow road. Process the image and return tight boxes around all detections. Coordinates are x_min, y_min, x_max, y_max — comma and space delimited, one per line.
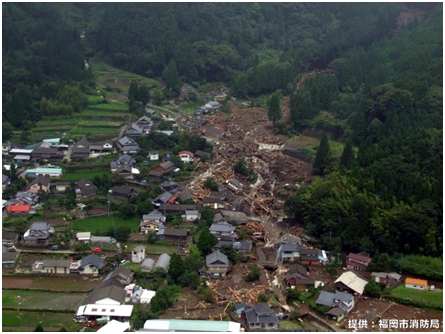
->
146, 103, 178, 119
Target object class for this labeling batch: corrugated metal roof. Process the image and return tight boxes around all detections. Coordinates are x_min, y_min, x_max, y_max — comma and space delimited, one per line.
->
143, 319, 240, 332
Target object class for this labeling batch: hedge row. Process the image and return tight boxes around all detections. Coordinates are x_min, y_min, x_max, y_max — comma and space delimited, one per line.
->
2, 307, 75, 314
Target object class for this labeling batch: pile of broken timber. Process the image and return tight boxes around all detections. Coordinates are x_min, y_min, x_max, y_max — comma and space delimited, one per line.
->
237, 221, 267, 242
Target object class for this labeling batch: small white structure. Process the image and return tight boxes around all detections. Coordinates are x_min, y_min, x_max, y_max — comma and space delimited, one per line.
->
178, 151, 194, 163
405, 278, 428, 290
76, 232, 91, 243
149, 151, 159, 161
132, 245, 145, 263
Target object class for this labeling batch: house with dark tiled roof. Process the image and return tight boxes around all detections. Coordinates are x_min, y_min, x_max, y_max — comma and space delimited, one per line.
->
23, 222, 54, 246
124, 123, 144, 138
78, 254, 105, 276
200, 250, 231, 278
89, 141, 113, 155
71, 140, 91, 160
346, 252, 372, 271
116, 136, 140, 154
209, 222, 237, 242
315, 291, 355, 321
105, 267, 134, 285
140, 210, 166, 234
110, 154, 136, 173
157, 228, 188, 242
25, 176, 51, 194
33, 259, 71, 274
300, 248, 329, 266
109, 186, 137, 199
285, 263, 315, 292
245, 304, 279, 329
75, 179, 97, 198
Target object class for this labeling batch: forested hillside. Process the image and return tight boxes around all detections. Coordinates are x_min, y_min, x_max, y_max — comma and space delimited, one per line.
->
2, 2, 442, 258
285, 5, 443, 257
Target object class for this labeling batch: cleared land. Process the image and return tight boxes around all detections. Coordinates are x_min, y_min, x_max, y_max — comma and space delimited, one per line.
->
390, 285, 443, 310
2, 276, 100, 292
2, 290, 86, 310
71, 216, 140, 233
2, 310, 82, 330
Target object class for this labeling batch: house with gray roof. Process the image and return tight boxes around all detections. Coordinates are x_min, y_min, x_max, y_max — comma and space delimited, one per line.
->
109, 186, 137, 199
285, 263, 316, 292
75, 179, 97, 198
140, 209, 166, 234
209, 222, 237, 241
315, 291, 354, 320
71, 140, 91, 160
157, 228, 188, 241
245, 304, 279, 329
25, 176, 51, 194
85, 285, 126, 305
277, 243, 299, 262
110, 154, 136, 172
153, 191, 174, 205
78, 254, 105, 276
105, 267, 134, 285
89, 141, 113, 155
178, 189, 193, 202
23, 222, 54, 247
201, 251, 230, 278
33, 259, 71, 274
125, 123, 144, 138
116, 136, 140, 154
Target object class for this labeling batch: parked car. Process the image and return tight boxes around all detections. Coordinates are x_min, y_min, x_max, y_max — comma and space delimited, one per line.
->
430, 285, 435, 291
91, 247, 101, 253
276, 313, 288, 320
120, 259, 128, 266
49, 245, 59, 251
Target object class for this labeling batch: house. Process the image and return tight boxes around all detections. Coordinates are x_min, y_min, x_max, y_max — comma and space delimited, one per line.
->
7, 204, 31, 216
52, 181, 70, 193
132, 246, 145, 263
160, 181, 181, 194
109, 186, 137, 199
148, 151, 159, 161
89, 141, 113, 155
140, 210, 166, 233
75, 179, 97, 198
277, 243, 299, 262
300, 248, 329, 266
33, 259, 71, 274
157, 228, 188, 242
124, 123, 144, 138
78, 254, 105, 276
23, 222, 55, 246
178, 189, 193, 202
105, 267, 134, 285
371, 272, 402, 285
115, 165, 140, 179
209, 222, 237, 241
178, 151, 194, 163
233, 241, 252, 254
2, 174, 10, 190
315, 291, 354, 322
227, 179, 244, 192
153, 191, 174, 205
154, 253, 171, 271
142, 319, 240, 332
110, 154, 136, 173
26, 167, 63, 178
85, 285, 126, 305
24, 176, 51, 195
346, 252, 372, 271
245, 304, 279, 330
116, 136, 140, 154
2, 232, 18, 247
148, 170, 163, 181
31, 143, 63, 160
334, 271, 368, 295
405, 278, 428, 290
203, 197, 225, 209
181, 209, 200, 222
285, 264, 315, 291
71, 140, 91, 159
158, 204, 197, 214
154, 161, 176, 175
201, 251, 231, 278
141, 258, 156, 272
183, 115, 207, 129
135, 116, 154, 133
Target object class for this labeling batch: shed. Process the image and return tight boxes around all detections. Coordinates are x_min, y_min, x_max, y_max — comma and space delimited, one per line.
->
140, 289, 156, 304
132, 245, 145, 263
76, 232, 91, 242
154, 253, 171, 271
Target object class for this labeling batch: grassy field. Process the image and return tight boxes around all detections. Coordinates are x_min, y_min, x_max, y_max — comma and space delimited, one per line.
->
71, 216, 140, 233
390, 285, 443, 309
2, 290, 86, 310
278, 321, 303, 329
59, 171, 109, 181
2, 310, 82, 330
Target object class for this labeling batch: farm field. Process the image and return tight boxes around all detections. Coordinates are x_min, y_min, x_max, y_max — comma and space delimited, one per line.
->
2, 276, 100, 292
390, 285, 443, 310
71, 216, 140, 233
2, 290, 86, 310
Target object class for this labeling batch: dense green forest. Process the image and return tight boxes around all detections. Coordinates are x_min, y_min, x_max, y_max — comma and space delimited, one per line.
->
2, 3, 443, 258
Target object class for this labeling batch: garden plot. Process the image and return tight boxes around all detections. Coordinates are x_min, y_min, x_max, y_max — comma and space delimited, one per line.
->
2, 290, 86, 310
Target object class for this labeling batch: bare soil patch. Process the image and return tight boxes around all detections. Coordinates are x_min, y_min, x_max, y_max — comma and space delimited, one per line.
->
2, 276, 100, 292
